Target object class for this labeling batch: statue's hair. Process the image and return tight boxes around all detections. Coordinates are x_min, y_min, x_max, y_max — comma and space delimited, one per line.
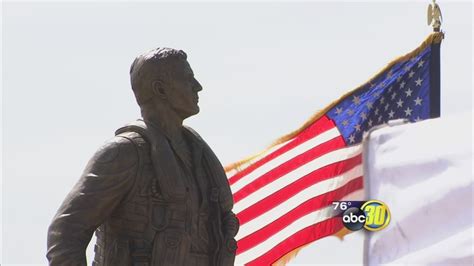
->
130, 47, 187, 105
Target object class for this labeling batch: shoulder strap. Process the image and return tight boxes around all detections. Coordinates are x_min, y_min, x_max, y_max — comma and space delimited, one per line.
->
183, 126, 234, 211
115, 120, 150, 141
114, 131, 150, 203
116, 120, 187, 202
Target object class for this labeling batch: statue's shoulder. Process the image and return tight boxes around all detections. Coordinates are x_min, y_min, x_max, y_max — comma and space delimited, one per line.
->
87, 133, 140, 175
183, 125, 203, 141
115, 120, 160, 147
115, 120, 149, 138
84, 120, 151, 173
183, 125, 214, 152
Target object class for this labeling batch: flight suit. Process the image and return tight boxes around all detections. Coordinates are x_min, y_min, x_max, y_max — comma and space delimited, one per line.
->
47, 120, 239, 266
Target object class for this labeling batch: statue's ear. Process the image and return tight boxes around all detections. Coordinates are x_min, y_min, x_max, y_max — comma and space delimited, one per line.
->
152, 80, 166, 99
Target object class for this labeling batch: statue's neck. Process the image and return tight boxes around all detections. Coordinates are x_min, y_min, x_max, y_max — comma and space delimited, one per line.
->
141, 105, 184, 142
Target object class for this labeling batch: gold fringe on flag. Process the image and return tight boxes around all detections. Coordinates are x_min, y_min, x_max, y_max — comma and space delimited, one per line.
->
224, 32, 444, 173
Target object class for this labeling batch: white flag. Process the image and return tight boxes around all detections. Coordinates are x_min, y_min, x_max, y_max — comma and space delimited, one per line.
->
364, 111, 473, 265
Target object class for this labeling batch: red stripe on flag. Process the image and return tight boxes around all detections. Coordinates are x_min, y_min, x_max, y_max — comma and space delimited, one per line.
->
236, 177, 363, 254
228, 116, 336, 185
245, 217, 344, 266
233, 136, 346, 204
236, 154, 362, 225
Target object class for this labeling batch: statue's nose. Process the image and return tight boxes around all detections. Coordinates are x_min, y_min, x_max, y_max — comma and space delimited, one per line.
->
193, 78, 203, 92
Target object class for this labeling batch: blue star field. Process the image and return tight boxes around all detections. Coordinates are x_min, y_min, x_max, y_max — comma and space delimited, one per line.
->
327, 46, 432, 145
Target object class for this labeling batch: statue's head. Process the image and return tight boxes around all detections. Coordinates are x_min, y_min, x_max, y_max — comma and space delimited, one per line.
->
130, 47, 202, 119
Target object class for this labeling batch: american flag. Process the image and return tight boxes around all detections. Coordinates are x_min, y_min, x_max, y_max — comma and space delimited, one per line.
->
225, 33, 443, 265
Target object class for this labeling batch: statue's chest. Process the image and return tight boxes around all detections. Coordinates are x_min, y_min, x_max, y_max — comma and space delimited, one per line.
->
145, 139, 211, 214
175, 153, 210, 214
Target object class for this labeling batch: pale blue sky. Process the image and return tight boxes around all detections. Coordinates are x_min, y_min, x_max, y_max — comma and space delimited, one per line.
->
2, 1, 472, 265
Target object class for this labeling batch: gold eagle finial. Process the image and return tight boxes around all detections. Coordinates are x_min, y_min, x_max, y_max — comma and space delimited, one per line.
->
427, 0, 443, 32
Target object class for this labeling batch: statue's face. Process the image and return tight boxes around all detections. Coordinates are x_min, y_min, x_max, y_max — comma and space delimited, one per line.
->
164, 60, 203, 119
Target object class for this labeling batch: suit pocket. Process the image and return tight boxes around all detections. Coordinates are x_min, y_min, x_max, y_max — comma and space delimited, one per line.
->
151, 229, 190, 266
150, 203, 169, 231
105, 239, 131, 266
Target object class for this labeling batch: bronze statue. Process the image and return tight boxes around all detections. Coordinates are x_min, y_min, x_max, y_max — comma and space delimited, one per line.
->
47, 48, 239, 266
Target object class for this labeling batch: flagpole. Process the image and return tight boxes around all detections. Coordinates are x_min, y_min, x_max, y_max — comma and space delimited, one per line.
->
429, 38, 442, 118
428, 0, 444, 118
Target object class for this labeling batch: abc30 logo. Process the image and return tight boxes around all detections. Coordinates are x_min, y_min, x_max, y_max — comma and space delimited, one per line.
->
333, 200, 391, 231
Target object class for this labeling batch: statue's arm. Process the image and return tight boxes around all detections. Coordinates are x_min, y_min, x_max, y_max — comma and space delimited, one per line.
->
46, 136, 139, 266
218, 182, 240, 265
220, 186, 239, 238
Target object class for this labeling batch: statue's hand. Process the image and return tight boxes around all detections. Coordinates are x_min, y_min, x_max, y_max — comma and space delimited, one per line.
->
222, 211, 239, 238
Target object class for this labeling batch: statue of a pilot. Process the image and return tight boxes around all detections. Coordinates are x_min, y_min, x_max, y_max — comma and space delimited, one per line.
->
47, 48, 239, 266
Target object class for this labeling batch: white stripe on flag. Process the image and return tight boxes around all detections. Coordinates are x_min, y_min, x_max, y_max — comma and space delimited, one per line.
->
230, 127, 340, 193
236, 165, 363, 240
226, 141, 290, 177
235, 188, 365, 265
233, 145, 362, 213
235, 205, 334, 264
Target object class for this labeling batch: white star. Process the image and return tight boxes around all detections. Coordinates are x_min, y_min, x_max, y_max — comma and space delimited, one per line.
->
360, 112, 367, 121
370, 83, 375, 88
342, 120, 349, 126
375, 108, 379, 115
384, 103, 389, 111
368, 119, 373, 127
391, 92, 397, 100
400, 81, 406, 89
414, 116, 421, 122
366, 101, 373, 109
347, 109, 354, 116
415, 78, 423, 86
414, 97, 423, 106
335, 107, 343, 115
380, 97, 385, 104
405, 88, 413, 97
349, 134, 355, 143
374, 91, 381, 97
378, 115, 383, 122
352, 95, 361, 105
397, 99, 404, 108
388, 86, 393, 93
418, 60, 424, 68
355, 124, 361, 132
387, 70, 393, 78
409, 71, 415, 78
403, 65, 411, 72
388, 110, 395, 118
404, 107, 413, 117
397, 76, 403, 82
